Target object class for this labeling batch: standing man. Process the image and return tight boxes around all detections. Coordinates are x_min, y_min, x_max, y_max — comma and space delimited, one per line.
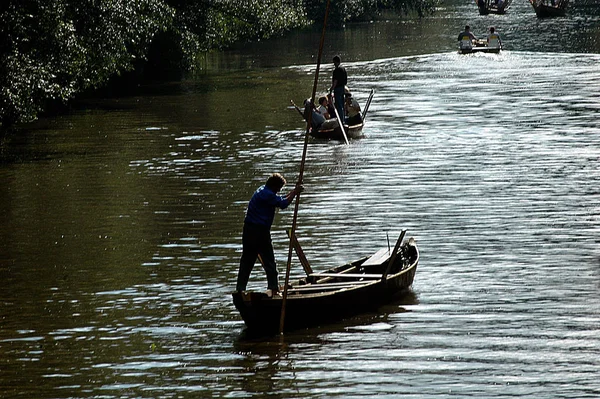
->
236, 173, 303, 297
458, 25, 477, 50
330, 55, 347, 123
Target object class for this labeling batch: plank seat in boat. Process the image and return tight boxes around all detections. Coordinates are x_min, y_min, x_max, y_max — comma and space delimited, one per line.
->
362, 248, 391, 266
309, 273, 383, 279
288, 281, 372, 293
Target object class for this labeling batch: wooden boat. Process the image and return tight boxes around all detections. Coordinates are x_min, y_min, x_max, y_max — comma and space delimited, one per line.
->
292, 89, 374, 142
529, 0, 568, 17
232, 231, 419, 334
310, 119, 364, 141
476, 0, 512, 15
459, 38, 502, 55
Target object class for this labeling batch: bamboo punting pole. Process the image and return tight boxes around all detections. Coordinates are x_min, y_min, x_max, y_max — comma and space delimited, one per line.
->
279, 0, 332, 335
330, 95, 349, 145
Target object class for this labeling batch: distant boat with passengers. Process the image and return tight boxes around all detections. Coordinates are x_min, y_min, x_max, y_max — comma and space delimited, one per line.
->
476, 0, 513, 15
459, 38, 502, 54
458, 26, 502, 55
529, 0, 569, 17
291, 89, 374, 142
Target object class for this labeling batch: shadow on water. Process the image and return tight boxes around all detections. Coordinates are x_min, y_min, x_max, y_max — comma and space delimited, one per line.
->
229, 291, 420, 397
234, 291, 420, 341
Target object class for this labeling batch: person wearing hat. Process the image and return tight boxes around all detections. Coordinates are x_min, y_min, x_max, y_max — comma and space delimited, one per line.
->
344, 91, 362, 125
329, 55, 347, 122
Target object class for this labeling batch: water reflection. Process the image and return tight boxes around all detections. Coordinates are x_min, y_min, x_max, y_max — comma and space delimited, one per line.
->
232, 292, 419, 396
2, 4, 600, 398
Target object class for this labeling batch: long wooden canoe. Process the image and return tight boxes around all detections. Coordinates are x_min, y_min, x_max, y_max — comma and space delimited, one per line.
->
232, 233, 418, 334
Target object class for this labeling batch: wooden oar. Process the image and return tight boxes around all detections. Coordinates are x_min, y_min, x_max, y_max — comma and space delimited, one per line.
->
286, 229, 313, 275
291, 100, 305, 120
331, 93, 349, 145
381, 230, 406, 283
361, 89, 375, 122
280, 0, 332, 335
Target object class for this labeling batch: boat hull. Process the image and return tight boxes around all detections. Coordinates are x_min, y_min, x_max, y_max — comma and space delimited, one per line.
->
459, 46, 501, 54
459, 39, 502, 55
532, 4, 566, 17
309, 122, 364, 141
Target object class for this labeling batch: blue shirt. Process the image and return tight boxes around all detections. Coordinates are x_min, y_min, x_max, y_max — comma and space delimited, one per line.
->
244, 185, 290, 228
312, 110, 325, 129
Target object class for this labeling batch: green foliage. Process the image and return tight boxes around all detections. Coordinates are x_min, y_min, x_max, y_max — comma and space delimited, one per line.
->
380, 0, 439, 18
0, 0, 436, 126
304, 0, 438, 26
167, 0, 309, 51
0, 0, 173, 125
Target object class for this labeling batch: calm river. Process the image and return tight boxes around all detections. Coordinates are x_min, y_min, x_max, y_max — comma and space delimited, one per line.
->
1, 1, 600, 398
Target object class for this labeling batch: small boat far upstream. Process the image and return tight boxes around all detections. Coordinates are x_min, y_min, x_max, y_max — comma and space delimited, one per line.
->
476, 0, 513, 15
529, 0, 569, 17
459, 38, 502, 55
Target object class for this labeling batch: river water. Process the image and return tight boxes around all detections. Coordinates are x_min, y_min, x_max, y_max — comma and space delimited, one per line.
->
1, 1, 600, 398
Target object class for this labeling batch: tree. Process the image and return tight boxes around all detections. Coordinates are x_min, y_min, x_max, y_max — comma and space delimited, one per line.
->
0, 0, 436, 126
303, 0, 437, 27
0, 0, 173, 126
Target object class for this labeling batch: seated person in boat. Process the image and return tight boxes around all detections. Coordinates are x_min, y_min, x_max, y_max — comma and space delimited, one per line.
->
458, 25, 477, 49
317, 96, 331, 119
236, 173, 303, 297
326, 93, 338, 120
303, 98, 326, 130
487, 27, 502, 48
344, 91, 363, 126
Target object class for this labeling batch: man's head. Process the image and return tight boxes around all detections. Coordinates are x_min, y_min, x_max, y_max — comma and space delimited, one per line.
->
266, 173, 286, 192
333, 55, 341, 66
465, 25, 470, 31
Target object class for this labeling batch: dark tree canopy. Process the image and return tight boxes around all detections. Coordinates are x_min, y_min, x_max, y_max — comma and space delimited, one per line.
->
0, 0, 436, 126
0, 0, 173, 125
